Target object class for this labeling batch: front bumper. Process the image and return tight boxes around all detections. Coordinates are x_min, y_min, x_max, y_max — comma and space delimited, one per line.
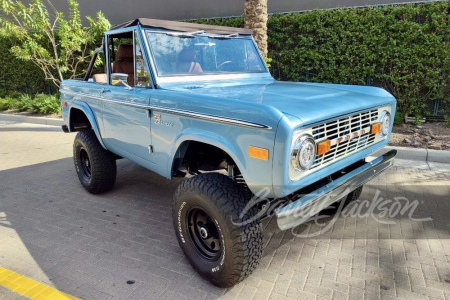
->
275, 149, 397, 230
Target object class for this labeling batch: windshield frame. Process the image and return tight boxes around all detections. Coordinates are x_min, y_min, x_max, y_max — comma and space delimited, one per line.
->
143, 28, 272, 84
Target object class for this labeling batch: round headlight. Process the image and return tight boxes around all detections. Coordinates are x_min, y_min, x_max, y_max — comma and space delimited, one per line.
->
291, 135, 316, 171
380, 111, 391, 137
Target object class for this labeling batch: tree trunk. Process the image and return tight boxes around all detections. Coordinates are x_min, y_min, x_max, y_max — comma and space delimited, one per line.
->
244, 0, 268, 58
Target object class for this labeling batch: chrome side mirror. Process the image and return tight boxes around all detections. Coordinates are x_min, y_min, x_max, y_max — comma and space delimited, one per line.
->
111, 73, 133, 91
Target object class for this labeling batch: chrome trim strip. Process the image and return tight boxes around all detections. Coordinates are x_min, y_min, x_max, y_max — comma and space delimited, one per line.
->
156, 72, 273, 84
62, 91, 149, 109
277, 149, 397, 230
62, 91, 272, 130
148, 105, 272, 129
63, 91, 104, 102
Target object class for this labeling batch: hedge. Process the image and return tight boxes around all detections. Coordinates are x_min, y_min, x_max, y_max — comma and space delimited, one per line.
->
0, 2, 448, 117
193, 1, 450, 117
0, 32, 53, 94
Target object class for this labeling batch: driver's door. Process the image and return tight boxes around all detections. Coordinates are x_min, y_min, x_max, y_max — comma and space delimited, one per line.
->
101, 30, 155, 164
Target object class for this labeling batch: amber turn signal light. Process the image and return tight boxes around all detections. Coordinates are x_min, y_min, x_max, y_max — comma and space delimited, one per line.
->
249, 146, 269, 161
317, 140, 331, 156
371, 123, 381, 135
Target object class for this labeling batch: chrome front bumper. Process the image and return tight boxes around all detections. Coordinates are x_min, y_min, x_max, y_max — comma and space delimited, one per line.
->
275, 149, 397, 230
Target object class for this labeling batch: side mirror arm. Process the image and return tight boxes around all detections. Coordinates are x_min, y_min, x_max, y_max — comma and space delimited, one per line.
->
120, 80, 134, 91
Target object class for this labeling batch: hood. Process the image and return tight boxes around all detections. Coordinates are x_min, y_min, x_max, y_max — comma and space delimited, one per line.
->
160, 80, 396, 126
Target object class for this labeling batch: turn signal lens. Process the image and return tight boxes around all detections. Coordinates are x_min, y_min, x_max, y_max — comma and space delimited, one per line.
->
371, 123, 381, 135
317, 140, 331, 156
249, 146, 269, 161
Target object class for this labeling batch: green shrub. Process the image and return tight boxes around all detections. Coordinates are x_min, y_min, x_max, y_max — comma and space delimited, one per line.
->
411, 115, 424, 126
8, 91, 24, 99
0, 97, 13, 110
11, 94, 32, 111
193, 1, 450, 118
394, 111, 404, 126
0, 93, 61, 114
445, 116, 450, 128
28, 94, 61, 114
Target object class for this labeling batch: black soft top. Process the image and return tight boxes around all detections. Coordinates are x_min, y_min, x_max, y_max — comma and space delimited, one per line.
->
111, 18, 253, 35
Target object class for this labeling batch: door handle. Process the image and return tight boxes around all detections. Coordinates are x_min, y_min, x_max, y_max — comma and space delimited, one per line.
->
100, 88, 110, 94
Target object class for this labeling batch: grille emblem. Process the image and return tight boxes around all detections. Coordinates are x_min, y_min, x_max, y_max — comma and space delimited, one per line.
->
337, 129, 367, 144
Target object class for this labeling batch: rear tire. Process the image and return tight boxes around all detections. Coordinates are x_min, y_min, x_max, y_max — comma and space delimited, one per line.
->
73, 130, 116, 194
172, 173, 263, 288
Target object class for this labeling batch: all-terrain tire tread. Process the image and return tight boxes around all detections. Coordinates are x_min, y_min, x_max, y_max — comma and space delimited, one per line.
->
73, 130, 116, 194
173, 173, 263, 287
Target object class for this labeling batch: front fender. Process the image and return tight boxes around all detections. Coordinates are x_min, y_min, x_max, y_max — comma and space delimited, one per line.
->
69, 101, 106, 149
169, 128, 277, 198
170, 128, 246, 175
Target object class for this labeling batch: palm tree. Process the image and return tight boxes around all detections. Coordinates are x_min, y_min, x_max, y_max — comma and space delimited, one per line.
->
244, 0, 268, 58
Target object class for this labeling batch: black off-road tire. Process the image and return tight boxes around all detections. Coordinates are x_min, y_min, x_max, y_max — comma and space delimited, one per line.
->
173, 173, 263, 288
73, 130, 116, 194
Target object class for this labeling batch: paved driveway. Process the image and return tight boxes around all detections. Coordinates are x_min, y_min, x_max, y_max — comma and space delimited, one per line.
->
0, 121, 449, 300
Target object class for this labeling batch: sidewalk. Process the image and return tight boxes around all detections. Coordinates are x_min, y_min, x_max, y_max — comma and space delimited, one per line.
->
0, 112, 63, 126
373, 146, 450, 171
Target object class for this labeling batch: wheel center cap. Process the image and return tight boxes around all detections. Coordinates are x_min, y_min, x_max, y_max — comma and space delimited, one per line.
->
199, 227, 208, 239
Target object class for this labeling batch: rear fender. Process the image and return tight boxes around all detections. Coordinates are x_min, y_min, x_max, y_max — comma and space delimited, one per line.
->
69, 102, 106, 149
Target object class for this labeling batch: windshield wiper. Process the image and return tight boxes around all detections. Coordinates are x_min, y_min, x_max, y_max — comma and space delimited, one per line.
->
208, 33, 239, 40
166, 30, 205, 38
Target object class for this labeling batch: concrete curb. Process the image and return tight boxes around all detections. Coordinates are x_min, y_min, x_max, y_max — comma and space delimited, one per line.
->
375, 146, 450, 164
0, 113, 63, 126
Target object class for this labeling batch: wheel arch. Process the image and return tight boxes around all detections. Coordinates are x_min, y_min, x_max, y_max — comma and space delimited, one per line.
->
69, 102, 106, 149
169, 132, 248, 182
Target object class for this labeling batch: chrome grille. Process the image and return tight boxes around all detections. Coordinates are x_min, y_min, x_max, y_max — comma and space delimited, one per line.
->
310, 109, 379, 169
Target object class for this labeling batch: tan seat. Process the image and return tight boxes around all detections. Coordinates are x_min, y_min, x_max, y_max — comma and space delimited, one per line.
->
112, 44, 135, 86
176, 49, 203, 73
92, 73, 107, 84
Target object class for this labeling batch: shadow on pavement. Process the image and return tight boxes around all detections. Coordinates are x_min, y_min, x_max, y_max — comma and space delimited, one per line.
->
0, 158, 449, 299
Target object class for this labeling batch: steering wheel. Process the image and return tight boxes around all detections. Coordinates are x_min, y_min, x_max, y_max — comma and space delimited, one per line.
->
217, 61, 233, 70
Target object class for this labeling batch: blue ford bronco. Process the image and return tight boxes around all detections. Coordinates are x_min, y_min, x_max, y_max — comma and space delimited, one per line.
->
61, 18, 397, 287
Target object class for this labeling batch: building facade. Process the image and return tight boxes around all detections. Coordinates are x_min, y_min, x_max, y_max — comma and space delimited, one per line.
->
47, 0, 441, 25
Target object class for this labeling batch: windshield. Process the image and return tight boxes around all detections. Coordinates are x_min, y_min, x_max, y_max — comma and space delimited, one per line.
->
146, 31, 266, 76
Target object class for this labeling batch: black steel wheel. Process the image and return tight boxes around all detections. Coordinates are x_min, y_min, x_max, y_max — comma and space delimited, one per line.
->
187, 207, 222, 261
79, 148, 92, 179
